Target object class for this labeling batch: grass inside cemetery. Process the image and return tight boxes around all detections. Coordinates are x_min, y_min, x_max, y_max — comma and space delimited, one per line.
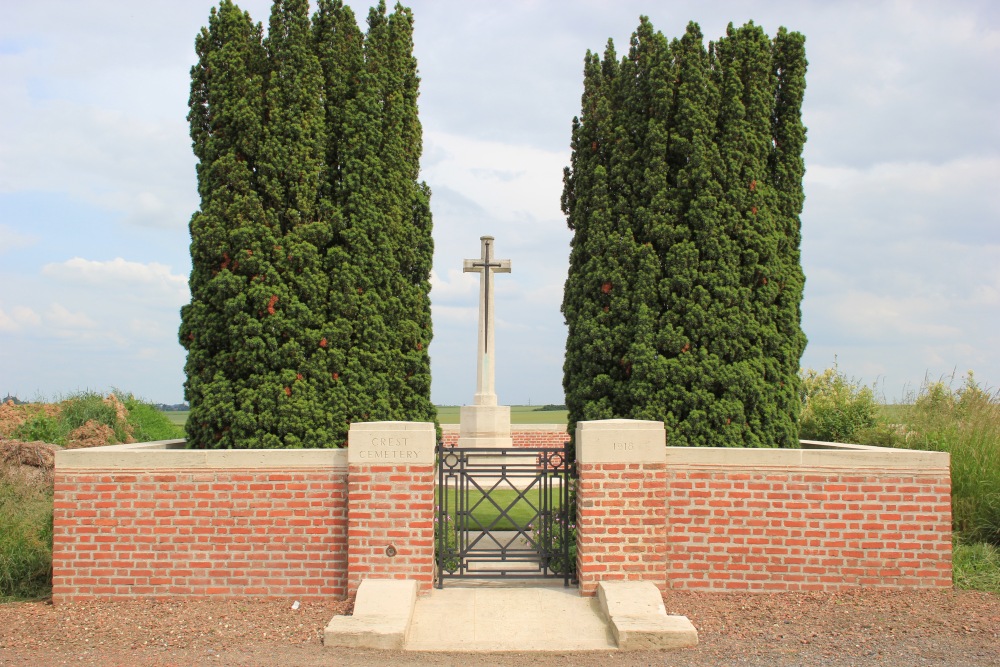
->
436, 486, 562, 532
435, 405, 567, 425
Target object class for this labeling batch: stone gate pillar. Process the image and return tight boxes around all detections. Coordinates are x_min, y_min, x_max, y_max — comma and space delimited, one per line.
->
576, 419, 667, 596
347, 421, 435, 596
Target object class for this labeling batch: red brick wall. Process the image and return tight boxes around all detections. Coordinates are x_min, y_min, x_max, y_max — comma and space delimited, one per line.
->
347, 464, 434, 595
440, 425, 568, 448
52, 469, 348, 602
577, 462, 667, 596
665, 469, 953, 591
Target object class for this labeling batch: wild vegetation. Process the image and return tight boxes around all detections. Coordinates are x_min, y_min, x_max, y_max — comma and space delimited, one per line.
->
0, 392, 181, 600
800, 366, 1000, 592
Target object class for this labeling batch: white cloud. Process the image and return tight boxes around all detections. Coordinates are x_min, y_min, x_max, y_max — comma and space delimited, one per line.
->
0, 224, 37, 253
430, 304, 477, 324
824, 291, 961, 341
429, 268, 478, 303
422, 130, 567, 224
0, 306, 41, 332
42, 257, 189, 304
46, 303, 97, 330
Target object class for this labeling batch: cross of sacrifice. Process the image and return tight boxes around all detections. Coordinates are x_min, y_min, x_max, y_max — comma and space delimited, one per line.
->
463, 236, 511, 406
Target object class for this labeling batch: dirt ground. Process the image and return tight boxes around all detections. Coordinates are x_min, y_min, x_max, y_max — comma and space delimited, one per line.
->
0, 589, 997, 666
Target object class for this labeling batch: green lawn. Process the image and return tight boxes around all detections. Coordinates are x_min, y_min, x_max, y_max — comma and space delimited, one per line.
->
436, 405, 567, 425
437, 487, 564, 531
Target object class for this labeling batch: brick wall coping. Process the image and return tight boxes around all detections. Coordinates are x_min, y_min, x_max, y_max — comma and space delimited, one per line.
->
666, 439, 948, 472
55, 439, 348, 470
52, 434, 946, 473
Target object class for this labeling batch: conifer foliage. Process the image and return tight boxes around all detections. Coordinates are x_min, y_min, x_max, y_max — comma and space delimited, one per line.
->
562, 19, 808, 448
180, 0, 434, 449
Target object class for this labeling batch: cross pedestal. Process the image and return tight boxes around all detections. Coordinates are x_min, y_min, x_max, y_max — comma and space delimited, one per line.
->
458, 236, 513, 448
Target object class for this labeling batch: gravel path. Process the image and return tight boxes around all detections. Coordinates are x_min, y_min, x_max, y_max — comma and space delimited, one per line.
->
1, 589, 997, 666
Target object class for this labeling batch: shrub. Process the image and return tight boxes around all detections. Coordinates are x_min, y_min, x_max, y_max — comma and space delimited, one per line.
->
13, 413, 63, 445
798, 366, 882, 444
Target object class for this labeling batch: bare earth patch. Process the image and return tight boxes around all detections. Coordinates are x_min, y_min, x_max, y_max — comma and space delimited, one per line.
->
0, 439, 58, 487
64, 420, 116, 449
0, 590, 996, 666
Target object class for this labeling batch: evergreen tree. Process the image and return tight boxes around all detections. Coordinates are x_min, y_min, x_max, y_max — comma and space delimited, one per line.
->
180, 0, 434, 449
563, 17, 808, 448
181, 0, 273, 449
336, 2, 435, 427
562, 43, 634, 450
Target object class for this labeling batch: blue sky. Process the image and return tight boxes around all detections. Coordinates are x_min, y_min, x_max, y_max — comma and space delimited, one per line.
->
1, 0, 998, 406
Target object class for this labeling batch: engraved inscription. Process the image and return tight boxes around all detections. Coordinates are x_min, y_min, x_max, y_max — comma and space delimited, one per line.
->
612, 442, 635, 451
370, 437, 408, 447
357, 449, 419, 460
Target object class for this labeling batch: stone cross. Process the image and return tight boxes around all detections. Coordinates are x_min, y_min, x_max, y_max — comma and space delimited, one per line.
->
463, 235, 511, 406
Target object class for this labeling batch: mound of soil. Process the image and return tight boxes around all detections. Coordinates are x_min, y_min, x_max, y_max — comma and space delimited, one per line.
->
0, 438, 59, 489
65, 420, 116, 450
0, 396, 135, 451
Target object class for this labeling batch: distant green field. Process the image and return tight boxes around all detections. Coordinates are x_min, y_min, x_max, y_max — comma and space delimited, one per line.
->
162, 411, 189, 426
159, 407, 565, 427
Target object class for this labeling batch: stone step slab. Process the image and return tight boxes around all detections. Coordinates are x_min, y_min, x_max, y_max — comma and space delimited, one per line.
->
597, 581, 699, 650
324, 578, 417, 650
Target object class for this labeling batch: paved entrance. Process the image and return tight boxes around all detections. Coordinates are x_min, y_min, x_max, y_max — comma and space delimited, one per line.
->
405, 584, 616, 651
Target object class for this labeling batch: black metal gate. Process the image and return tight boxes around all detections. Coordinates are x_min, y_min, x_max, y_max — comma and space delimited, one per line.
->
435, 445, 572, 587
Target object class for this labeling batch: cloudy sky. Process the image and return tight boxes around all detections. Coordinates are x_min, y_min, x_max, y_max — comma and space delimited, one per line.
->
1, 0, 997, 407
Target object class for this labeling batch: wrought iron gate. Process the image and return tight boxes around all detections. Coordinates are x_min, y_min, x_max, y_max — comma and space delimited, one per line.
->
435, 445, 572, 587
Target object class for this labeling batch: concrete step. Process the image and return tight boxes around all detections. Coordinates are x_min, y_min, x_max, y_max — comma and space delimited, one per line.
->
324, 579, 417, 650
597, 581, 699, 650
324, 578, 698, 652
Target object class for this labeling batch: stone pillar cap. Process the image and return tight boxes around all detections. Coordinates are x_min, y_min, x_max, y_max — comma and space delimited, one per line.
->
576, 419, 666, 464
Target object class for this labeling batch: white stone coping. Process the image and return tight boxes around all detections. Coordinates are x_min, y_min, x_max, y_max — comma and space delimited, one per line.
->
573, 420, 948, 471
667, 440, 949, 472
51, 429, 949, 474
55, 439, 348, 470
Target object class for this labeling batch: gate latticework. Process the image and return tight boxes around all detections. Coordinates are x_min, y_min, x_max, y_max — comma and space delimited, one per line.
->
436, 445, 572, 588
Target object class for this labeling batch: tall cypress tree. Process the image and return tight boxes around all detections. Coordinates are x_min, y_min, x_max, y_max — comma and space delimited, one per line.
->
181, 1, 273, 449
768, 27, 809, 445
336, 1, 435, 427
563, 17, 808, 448
312, 0, 363, 445
180, 0, 434, 448
562, 44, 633, 441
